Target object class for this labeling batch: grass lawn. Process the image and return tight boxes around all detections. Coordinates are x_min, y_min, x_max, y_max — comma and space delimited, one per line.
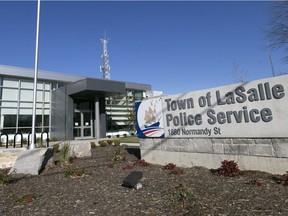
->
118, 136, 139, 143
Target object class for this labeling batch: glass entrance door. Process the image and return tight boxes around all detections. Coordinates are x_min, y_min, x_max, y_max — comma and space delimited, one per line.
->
74, 111, 92, 139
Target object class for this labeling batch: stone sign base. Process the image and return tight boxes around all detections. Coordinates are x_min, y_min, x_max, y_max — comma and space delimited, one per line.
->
140, 138, 288, 175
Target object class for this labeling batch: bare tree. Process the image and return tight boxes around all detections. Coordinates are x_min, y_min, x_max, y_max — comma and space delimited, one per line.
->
232, 62, 248, 83
266, 1, 288, 62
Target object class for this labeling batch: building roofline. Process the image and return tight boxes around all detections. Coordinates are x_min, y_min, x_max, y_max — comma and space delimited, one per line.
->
0, 64, 152, 91
0, 65, 85, 83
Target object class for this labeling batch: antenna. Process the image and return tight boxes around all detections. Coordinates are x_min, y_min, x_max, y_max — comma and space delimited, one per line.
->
100, 32, 111, 79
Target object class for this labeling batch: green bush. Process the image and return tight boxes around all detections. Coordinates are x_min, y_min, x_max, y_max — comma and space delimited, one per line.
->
64, 167, 90, 178
59, 143, 73, 165
107, 140, 113, 145
114, 140, 120, 146
112, 146, 126, 162
0, 173, 11, 185
98, 140, 107, 147
18, 194, 37, 204
90, 142, 97, 148
53, 144, 60, 153
162, 184, 191, 209
116, 134, 120, 138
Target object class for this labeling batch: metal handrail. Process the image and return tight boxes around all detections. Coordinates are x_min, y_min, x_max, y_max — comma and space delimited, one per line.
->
41, 131, 49, 148
14, 133, 23, 148
0, 134, 9, 148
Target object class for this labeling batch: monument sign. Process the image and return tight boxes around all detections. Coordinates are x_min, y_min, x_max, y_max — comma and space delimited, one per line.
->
136, 75, 288, 138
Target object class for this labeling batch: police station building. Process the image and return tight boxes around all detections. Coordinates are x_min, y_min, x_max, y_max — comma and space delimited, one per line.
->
0, 65, 152, 141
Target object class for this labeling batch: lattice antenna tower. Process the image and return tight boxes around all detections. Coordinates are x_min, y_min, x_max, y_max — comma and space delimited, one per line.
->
100, 33, 111, 79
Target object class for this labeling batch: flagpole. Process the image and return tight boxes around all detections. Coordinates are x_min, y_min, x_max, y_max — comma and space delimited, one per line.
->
30, 0, 41, 149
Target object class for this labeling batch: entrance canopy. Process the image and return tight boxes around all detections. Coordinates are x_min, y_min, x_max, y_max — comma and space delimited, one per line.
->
66, 78, 126, 98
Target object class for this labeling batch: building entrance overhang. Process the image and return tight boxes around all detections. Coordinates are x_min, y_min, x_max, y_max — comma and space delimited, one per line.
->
66, 78, 126, 98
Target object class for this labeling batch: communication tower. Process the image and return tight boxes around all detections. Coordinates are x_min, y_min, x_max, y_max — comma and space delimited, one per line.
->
100, 34, 111, 79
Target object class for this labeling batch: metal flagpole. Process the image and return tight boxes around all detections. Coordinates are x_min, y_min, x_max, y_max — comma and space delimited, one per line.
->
30, 0, 41, 149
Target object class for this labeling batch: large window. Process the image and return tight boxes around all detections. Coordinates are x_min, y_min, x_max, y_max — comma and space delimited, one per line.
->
3, 114, 17, 127
0, 77, 56, 135
18, 115, 32, 127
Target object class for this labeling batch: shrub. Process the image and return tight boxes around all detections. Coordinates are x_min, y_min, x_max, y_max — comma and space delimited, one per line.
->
107, 140, 113, 145
162, 184, 191, 209
123, 133, 127, 137
281, 171, 288, 186
271, 172, 288, 186
215, 160, 241, 177
114, 140, 120, 146
64, 167, 89, 178
107, 135, 111, 138
163, 163, 176, 170
98, 140, 107, 147
116, 134, 120, 138
18, 194, 37, 204
0, 173, 11, 185
112, 146, 126, 161
107, 161, 117, 168
163, 163, 184, 175
90, 142, 97, 148
59, 143, 73, 165
53, 144, 60, 153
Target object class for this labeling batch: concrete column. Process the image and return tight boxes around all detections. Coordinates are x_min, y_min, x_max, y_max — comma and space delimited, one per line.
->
94, 96, 100, 140
99, 97, 107, 138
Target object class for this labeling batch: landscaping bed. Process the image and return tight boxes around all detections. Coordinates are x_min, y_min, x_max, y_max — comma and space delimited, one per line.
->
0, 145, 288, 215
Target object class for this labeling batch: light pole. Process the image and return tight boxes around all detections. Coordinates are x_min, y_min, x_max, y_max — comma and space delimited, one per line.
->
30, 0, 41, 149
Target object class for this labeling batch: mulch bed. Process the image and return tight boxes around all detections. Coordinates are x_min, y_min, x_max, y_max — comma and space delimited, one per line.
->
1, 145, 288, 216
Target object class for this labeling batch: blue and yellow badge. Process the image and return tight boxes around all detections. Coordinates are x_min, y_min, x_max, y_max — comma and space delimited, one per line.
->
135, 98, 164, 138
